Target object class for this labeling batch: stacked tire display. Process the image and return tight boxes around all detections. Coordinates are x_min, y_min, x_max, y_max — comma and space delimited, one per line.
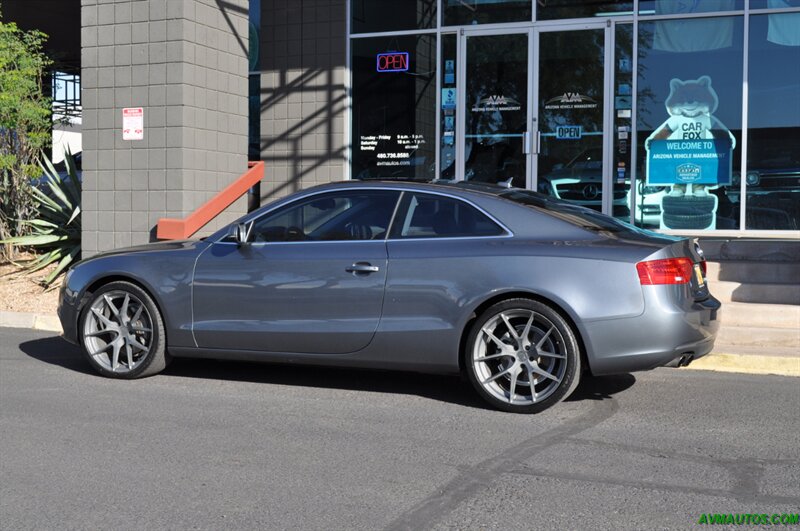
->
660, 194, 717, 229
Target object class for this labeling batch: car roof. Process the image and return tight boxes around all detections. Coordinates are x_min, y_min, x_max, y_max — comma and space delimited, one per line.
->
308, 179, 514, 199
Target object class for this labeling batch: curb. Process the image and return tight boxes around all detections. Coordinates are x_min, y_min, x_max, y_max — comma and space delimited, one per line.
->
686, 352, 800, 378
0, 311, 62, 333
1, 311, 798, 378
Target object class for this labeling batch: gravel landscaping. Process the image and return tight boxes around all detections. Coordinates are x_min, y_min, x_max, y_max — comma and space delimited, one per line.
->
0, 254, 60, 314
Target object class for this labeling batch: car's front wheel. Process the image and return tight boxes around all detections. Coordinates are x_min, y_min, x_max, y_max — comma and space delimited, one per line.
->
80, 281, 168, 378
465, 298, 581, 413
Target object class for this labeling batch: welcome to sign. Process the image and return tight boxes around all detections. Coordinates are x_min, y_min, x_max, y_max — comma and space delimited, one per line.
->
646, 138, 733, 186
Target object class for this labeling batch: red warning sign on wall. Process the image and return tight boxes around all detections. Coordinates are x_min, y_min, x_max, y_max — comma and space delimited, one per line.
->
122, 107, 144, 141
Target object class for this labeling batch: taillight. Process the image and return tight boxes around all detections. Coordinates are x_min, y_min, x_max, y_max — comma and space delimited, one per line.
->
636, 257, 694, 285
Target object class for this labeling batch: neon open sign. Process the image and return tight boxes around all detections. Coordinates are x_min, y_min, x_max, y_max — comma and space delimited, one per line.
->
376, 52, 409, 72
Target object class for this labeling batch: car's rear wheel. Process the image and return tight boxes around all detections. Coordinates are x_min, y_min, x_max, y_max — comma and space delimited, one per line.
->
80, 281, 168, 378
465, 298, 581, 413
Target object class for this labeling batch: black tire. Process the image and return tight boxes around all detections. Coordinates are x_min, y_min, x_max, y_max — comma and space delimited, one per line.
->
464, 298, 581, 414
79, 281, 169, 379
662, 212, 714, 229
661, 194, 716, 215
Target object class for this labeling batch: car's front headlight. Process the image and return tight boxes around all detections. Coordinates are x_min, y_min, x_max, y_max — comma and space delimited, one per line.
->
746, 172, 760, 186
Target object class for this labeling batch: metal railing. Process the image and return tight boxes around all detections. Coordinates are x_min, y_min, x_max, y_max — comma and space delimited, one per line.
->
156, 161, 264, 240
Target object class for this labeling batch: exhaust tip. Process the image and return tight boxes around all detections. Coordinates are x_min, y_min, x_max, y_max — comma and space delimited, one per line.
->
665, 353, 696, 368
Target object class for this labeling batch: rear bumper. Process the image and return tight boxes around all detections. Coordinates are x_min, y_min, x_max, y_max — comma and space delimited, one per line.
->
582, 291, 721, 376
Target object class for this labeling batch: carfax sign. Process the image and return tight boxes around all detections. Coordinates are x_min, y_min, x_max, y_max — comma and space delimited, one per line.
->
646, 138, 733, 186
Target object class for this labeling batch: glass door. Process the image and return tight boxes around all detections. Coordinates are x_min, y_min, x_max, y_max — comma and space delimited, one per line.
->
458, 29, 531, 188
532, 24, 616, 216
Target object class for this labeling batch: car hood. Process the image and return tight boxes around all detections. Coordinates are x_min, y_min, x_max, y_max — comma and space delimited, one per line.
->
76, 239, 207, 266
543, 168, 602, 182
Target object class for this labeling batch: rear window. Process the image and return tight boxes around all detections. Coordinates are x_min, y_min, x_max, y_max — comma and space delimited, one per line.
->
390, 193, 505, 239
498, 189, 634, 234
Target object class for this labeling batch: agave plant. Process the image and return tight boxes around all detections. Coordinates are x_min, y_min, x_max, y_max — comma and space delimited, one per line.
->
1, 149, 81, 287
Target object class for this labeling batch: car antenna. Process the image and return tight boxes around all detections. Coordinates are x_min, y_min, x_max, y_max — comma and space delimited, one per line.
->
498, 178, 514, 189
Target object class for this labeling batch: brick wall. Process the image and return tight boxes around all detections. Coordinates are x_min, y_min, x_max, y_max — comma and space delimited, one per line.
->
81, 0, 249, 255
259, 0, 347, 202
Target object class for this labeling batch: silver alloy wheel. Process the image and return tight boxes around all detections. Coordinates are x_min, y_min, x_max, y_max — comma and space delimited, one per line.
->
82, 290, 155, 373
471, 309, 568, 405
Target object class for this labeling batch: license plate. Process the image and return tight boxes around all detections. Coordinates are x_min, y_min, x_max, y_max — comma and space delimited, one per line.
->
694, 264, 705, 287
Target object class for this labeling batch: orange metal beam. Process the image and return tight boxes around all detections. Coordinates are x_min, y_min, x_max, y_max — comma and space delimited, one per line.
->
156, 161, 265, 240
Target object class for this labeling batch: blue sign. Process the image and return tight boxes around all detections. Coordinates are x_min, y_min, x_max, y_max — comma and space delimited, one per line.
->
444, 60, 455, 84
376, 52, 409, 72
555, 125, 582, 139
441, 88, 457, 110
646, 138, 733, 186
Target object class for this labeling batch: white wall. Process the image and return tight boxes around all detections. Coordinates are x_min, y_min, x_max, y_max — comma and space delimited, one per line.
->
52, 117, 82, 163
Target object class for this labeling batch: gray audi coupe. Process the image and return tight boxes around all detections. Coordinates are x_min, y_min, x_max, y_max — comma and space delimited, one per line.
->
58, 181, 720, 413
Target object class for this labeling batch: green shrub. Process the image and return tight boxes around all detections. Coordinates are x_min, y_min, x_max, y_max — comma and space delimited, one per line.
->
1, 150, 81, 287
0, 18, 53, 261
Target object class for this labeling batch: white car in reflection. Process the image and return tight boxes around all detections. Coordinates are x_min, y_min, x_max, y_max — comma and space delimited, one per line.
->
538, 148, 666, 225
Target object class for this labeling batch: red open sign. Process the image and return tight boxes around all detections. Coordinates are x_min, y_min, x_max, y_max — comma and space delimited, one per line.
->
376, 52, 409, 72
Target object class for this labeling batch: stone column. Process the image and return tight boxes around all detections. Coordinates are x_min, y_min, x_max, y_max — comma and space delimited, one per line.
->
81, 0, 249, 256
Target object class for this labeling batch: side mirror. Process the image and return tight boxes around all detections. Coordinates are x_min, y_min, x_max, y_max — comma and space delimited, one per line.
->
231, 222, 251, 245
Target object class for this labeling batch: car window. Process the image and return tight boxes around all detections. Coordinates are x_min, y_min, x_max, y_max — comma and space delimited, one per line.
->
251, 190, 400, 242
390, 193, 504, 239
498, 188, 662, 236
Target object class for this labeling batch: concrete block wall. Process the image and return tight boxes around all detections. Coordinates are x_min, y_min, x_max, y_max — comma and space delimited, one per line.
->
259, 0, 347, 201
81, 0, 249, 256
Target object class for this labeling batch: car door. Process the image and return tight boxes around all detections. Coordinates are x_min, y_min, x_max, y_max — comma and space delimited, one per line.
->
192, 189, 401, 354
377, 191, 510, 366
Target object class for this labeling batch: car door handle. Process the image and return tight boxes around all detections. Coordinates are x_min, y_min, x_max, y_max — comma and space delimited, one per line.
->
346, 262, 380, 274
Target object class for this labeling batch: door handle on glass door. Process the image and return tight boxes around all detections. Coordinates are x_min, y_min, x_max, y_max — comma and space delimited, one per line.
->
346, 262, 380, 274
522, 131, 531, 154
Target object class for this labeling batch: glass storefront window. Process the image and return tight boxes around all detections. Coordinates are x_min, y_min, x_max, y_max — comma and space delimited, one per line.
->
463, 33, 528, 188
745, 13, 800, 230
347, 0, 799, 232
639, 0, 744, 16
614, 24, 635, 223
443, 0, 531, 26
537, 0, 633, 20
248, 0, 261, 160
351, 0, 436, 34
635, 17, 744, 231
750, 0, 800, 9
536, 28, 607, 210
440, 34, 457, 179
351, 35, 437, 181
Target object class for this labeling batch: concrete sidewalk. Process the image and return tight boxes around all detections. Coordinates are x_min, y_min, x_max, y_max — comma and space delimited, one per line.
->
2, 310, 798, 378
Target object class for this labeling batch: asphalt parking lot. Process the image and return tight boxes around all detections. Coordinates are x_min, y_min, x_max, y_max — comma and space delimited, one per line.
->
1, 327, 798, 530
